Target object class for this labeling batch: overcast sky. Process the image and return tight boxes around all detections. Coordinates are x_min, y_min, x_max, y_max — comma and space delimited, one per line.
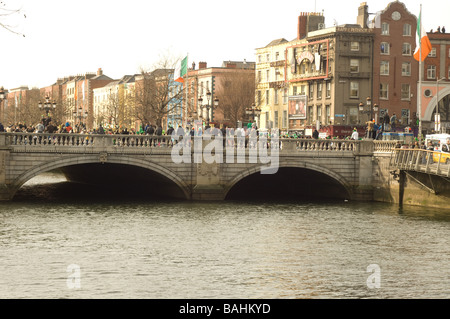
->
1, 0, 448, 90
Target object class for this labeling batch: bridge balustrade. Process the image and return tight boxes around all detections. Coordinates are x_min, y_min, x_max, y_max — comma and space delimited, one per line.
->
391, 148, 450, 177
0, 132, 398, 156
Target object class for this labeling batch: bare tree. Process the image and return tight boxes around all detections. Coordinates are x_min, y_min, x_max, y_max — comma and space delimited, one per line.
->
5, 88, 41, 126
0, 1, 26, 37
134, 55, 185, 127
104, 90, 121, 128
215, 72, 255, 126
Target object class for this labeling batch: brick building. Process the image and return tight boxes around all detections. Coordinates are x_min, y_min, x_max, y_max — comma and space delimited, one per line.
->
369, 1, 419, 127
185, 60, 255, 128
419, 31, 450, 133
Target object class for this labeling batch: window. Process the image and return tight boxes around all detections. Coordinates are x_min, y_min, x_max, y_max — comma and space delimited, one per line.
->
293, 86, 297, 96
283, 110, 288, 128
326, 105, 331, 124
350, 82, 359, 98
258, 55, 262, 63
283, 88, 288, 104
401, 84, 411, 100
381, 23, 389, 35
381, 42, 390, 55
351, 42, 360, 51
301, 63, 306, 74
274, 111, 279, 128
380, 61, 390, 75
349, 108, 358, 124
266, 90, 270, 105
309, 84, 314, 98
326, 82, 331, 98
380, 83, 389, 99
403, 24, 411, 36
274, 89, 279, 104
266, 54, 270, 62
257, 71, 262, 82
266, 70, 270, 82
276, 52, 279, 60
350, 59, 359, 73
402, 43, 411, 55
402, 62, 411, 76
428, 48, 436, 57
309, 106, 314, 124
427, 65, 436, 79
317, 106, 322, 123
317, 83, 323, 99
257, 91, 261, 105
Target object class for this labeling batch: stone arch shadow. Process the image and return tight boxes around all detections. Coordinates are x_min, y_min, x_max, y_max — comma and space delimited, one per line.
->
9, 155, 191, 200
224, 162, 354, 200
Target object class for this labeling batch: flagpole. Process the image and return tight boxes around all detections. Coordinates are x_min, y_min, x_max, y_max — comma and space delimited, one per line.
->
418, 4, 423, 143
184, 53, 189, 129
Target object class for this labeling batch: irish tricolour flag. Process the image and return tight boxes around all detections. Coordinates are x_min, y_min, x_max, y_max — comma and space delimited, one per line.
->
174, 56, 188, 83
414, 11, 432, 62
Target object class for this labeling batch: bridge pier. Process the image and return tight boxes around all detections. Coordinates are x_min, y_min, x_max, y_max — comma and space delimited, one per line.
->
192, 185, 226, 201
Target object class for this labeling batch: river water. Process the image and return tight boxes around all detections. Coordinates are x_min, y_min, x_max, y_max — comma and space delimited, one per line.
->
0, 172, 449, 299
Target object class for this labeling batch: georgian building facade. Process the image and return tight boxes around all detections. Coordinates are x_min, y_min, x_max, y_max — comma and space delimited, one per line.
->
255, 11, 374, 134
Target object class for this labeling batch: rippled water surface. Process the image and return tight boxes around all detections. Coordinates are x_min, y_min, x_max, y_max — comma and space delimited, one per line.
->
0, 173, 449, 299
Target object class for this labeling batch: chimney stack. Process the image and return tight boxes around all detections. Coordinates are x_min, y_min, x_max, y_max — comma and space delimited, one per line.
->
97, 68, 103, 76
199, 62, 207, 69
357, 2, 369, 28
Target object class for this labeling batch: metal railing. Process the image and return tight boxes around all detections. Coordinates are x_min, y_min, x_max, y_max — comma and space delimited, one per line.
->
391, 148, 450, 178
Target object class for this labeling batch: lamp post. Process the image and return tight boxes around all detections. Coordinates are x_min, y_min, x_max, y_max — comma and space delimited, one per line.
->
359, 97, 379, 138
436, 77, 446, 133
38, 96, 57, 128
358, 97, 379, 122
38, 96, 57, 117
198, 91, 219, 127
245, 103, 262, 127
0, 87, 5, 124
73, 106, 88, 133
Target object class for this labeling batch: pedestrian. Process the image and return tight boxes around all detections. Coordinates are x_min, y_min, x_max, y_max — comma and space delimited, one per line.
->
351, 128, 359, 140
312, 128, 319, 139
442, 26, 446, 33
390, 113, 397, 131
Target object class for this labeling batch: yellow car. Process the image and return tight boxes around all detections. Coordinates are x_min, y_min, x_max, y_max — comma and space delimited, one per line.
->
432, 143, 450, 164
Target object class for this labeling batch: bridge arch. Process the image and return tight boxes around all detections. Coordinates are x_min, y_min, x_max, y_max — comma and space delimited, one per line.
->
10, 155, 191, 200
224, 161, 353, 200
423, 86, 450, 121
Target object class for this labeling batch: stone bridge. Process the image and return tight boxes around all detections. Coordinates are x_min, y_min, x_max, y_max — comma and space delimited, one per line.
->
0, 132, 396, 201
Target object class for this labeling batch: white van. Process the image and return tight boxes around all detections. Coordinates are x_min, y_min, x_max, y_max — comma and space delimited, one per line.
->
425, 134, 450, 151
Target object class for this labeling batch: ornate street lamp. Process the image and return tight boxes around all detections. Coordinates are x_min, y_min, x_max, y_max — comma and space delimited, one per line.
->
358, 97, 377, 123
38, 96, 57, 117
73, 106, 88, 132
198, 91, 219, 127
245, 103, 261, 126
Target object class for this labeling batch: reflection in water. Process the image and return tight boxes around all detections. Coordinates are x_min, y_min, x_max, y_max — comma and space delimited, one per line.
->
0, 173, 448, 299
